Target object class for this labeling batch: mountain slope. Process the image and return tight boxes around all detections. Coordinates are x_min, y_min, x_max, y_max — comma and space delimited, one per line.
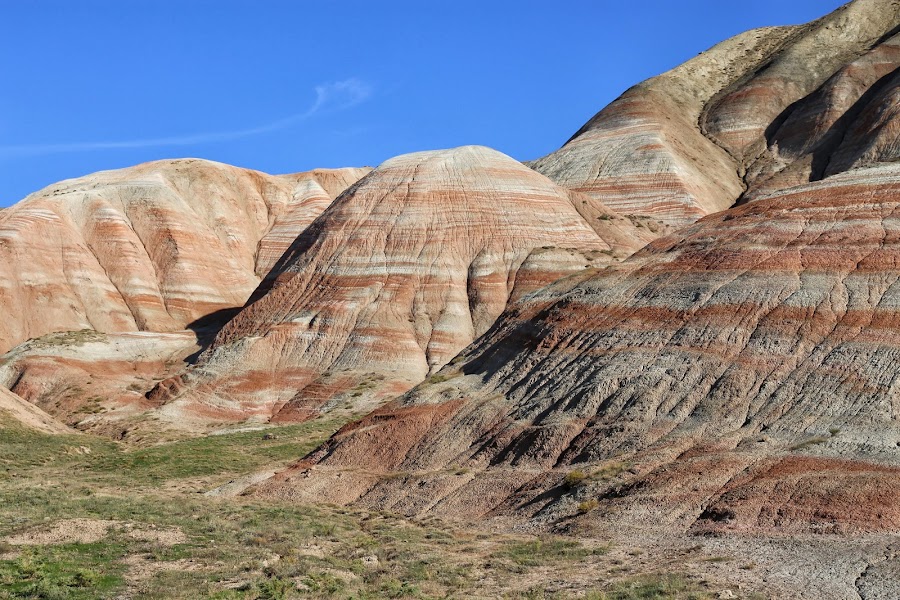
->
257, 1, 900, 537
530, 0, 900, 225
149, 146, 658, 423
260, 162, 900, 533
0, 159, 369, 353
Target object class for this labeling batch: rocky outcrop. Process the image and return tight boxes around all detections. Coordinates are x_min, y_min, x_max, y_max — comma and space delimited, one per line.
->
150, 146, 658, 423
258, 158, 900, 533
255, 3, 900, 532
0, 159, 369, 353
530, 27, 791, 225
530, 0, 900, 225
736, 30, 900, 199
703, 0, 900, 168
255, 168, 371, 275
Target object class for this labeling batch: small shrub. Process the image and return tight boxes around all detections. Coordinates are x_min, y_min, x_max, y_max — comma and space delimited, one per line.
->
564, 462, 629, 490
255, 575, 294, 600
577, 499, 599, 514
303, 571, 346, 594
790, 436, 829, 451
564, 470, 587, 489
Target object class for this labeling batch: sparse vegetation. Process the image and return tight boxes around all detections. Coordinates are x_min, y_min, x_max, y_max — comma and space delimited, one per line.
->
23, 329, 107, 350
592, 573, 714, 599
0, 544, 123, 599
494, 537, 603, 567
0, 422, 710, 598
577, 499, 600, 514
704, 555, 732, 563
564, 469, 587, 488
789, 436, 830, 451
564, 462, 631, 491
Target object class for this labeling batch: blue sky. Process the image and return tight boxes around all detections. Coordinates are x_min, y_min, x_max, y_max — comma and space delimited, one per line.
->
0, 0, 844, 206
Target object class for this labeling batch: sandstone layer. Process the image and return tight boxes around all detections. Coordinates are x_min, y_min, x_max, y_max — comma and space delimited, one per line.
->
0, 159, 369, 353
259, 159, 900, 535
0, 329, 202, 435
150, 146, 657, 423
530, 0, 900, 225
734, 27, 900, 199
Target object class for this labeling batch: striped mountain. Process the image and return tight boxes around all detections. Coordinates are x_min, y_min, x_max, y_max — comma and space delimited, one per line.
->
0, 159, 369, 353
148, 146, 659, 424
257, 0, 900, 543
530, 0, 900, 225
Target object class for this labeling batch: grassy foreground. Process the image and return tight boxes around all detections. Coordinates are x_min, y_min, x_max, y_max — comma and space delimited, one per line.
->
0, 418, 713, 599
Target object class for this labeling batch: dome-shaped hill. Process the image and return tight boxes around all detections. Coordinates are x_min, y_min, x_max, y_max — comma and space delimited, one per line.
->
149, 146, 657, 424
0, 159, 369, 353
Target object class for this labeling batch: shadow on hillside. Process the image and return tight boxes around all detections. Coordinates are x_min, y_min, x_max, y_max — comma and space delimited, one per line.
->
184, 307, 243, 364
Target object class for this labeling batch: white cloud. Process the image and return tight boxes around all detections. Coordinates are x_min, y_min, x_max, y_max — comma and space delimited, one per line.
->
0, 78, 372, 158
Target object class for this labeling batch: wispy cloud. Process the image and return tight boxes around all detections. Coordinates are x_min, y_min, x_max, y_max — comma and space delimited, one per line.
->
0, 78, 372, 159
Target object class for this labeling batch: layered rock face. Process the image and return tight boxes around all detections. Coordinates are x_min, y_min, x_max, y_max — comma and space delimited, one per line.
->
151, 146, 656, 423
703, 0, 900, 168
529, 28, 788, 225
530, 0, 900, 226
0, 329, 201, 434
258, 2, 900, 532
0, 159, 369, 353
261, 162, 900, 534
725, 19, 900, 199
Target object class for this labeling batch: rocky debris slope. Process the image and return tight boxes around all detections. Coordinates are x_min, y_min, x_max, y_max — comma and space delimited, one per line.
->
148, 146, 658, 423
530, 0, 900, 225
258, 156, 900, 532
0, 386, 73, 434
0, 159, 369, 353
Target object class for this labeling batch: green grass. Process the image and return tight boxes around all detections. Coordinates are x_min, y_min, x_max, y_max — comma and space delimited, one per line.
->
89, 421, 339, 486
504, 574, 713, 600
0, 541, 129, 599
0, 419, 339, 489
590, 574, 714, 599
494, 536, 602, 567
0, 420, 717, 599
